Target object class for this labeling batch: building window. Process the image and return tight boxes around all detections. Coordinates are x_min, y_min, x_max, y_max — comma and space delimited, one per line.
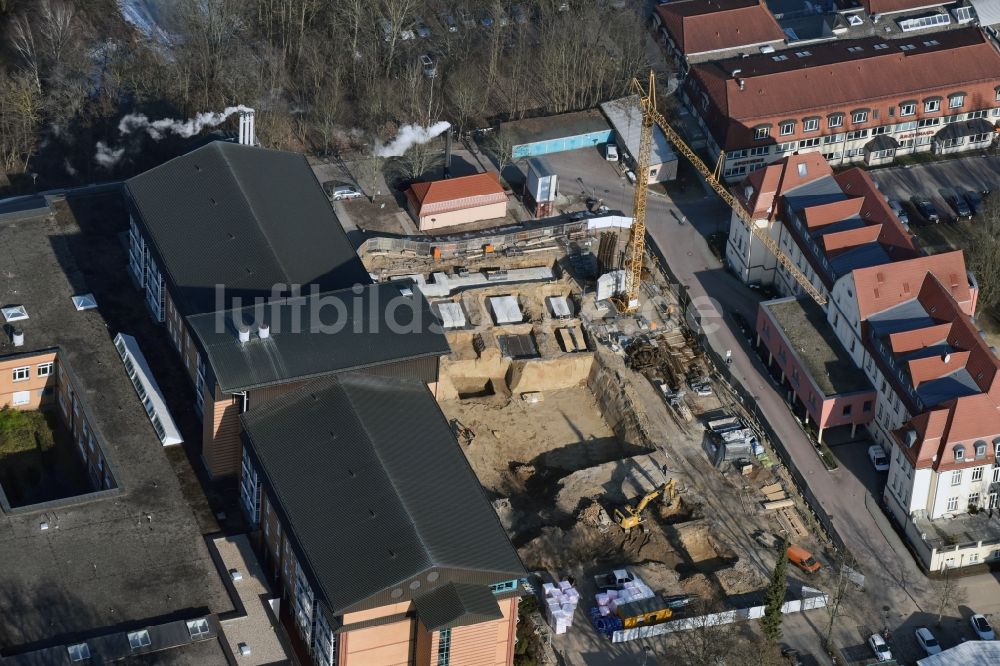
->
803, 118, 819, 132
852, 111, 868, 124
437, 628, 452, 666
972, 466, 984, 482
969, 492, 981, 508
900, 13, 950, 31
863, 400, 872, 413
896, 120, 917, 132
847, 46, 864, 53
780, 121, 795, 136
828, 114, 844, 129
924, 99, 940, 113
750, 146, 770, 156
36, 362, 53, 377
949, 94, 965, 109
900, 103, 915, 116
186, 618, 211, 639
846, 129, 869, 141
970, 133, 991, 144
823, 133, 845, 145
842, 404, 852, 417
947, 496, 959, 512
951, 469, 963, 486
490, 579, 520, 593
12, 366, 29, 382
128, 630, 152, 650
755, 126, 770, 140
872, 126, 889, 136
968, 109, 986, 120
917, 117, 940, 128
975, 441, 987, 458
799, 138, 820, 149
777, 142, 796, 153
67, 644, 91, 662
954, 446, 966, 462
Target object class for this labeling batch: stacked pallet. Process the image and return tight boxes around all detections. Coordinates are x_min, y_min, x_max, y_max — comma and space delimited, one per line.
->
542, 580, 580, 634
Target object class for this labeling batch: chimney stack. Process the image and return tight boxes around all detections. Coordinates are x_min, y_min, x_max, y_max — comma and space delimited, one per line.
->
237, 324, 251, 343
12, 329, 23, 347
258, 323, 270, 340
238, 109, 256, 146
443, 129, 453, 179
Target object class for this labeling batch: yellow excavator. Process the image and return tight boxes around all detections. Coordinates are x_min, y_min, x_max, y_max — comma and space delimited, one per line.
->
614, 479, 678, 530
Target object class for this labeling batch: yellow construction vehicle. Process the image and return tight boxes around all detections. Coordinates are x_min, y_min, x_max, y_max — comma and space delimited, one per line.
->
614, 72, 827, 310
613, 479, 677, 530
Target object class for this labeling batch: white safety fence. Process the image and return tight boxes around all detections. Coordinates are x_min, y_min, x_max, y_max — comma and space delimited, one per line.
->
611, 587, 828, 643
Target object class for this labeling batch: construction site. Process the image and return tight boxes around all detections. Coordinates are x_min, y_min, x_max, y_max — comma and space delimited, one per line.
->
357, 210, 831, 659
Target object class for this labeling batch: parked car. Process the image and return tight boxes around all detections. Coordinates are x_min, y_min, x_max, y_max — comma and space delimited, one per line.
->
787, 544, 821, 573
964, 189, 984, 215
910, 195, 940, 223
945, 192, 972, 221
868, 445, 889, 472
323, 183, 363, 201
887, 199, 909, 226
915, 627, 942, 655
420, 53, 437, 78
439, 12, 458, 32
868, 633, 892, 662
378, 17, 393, 41
480, 11, 494, 27
414, 18, 431, 38
399, 25, 415, 40
605, 143, 619, 161
971, 613, 995, 640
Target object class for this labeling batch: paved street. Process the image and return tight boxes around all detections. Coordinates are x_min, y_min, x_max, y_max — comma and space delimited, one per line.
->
640, 181, 1000, 663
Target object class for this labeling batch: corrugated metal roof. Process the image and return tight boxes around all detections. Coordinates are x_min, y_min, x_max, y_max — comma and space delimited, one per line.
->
187, 282, 450, 392
125, 142, 371, 317
970, 0, 1000, 25
600, 97, 677, 166
241, 373, 524, 615
411, 583, 503, 631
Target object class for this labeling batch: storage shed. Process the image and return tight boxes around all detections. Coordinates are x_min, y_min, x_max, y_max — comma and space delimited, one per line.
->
503, 109, 614, 160
600, 97, 678, 183
406, 172, 508, 231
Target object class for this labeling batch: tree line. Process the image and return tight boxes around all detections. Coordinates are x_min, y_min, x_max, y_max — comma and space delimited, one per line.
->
0, 0, 648, 190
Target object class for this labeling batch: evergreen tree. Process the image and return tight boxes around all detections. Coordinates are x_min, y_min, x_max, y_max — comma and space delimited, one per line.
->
761, 540, 789, 642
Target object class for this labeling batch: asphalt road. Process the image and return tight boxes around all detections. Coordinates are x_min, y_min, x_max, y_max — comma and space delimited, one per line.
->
640, 180, 1000, 664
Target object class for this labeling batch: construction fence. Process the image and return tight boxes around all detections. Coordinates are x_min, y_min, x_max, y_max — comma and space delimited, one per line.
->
643, 235, 850, 557
611, 587, 829, 643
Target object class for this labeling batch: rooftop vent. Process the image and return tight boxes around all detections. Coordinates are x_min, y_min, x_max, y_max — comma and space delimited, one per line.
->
257, 323, 270, 340
797, 163, 807, 177
229, 568, 243, 582
12, 329, 24, 347
905, 429, 917, 447
731, 68, 742, 79
238, 643, 252, 656
1, 305, 27, 323
71, 294, 98, 311
237, 324, 251, 343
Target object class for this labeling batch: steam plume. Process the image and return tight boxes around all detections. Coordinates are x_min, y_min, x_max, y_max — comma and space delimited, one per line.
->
118, 105, 254, 140
375, 121, 451, 157
94, 141, 125, 169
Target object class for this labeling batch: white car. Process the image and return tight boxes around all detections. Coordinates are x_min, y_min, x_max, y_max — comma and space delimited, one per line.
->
915, 627, 942, 655
323, 183, 363, 201
868, 445, 889, 472
868, 633, 892, 662
971, 613, 995, 640
605, 143, 619, 161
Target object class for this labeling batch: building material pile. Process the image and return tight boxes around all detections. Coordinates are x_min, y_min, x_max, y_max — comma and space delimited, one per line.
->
592, 573, 656, 618
542, 580, 581, 634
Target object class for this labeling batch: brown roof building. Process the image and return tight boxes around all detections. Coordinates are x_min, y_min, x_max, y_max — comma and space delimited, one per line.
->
686, 27, 1000, 180
652, 0, 786, 65
859, 0, 946, 14
406, 172, 508, 232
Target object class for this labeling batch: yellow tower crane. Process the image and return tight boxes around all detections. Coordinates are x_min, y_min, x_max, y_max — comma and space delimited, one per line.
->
614, 72, 828, 309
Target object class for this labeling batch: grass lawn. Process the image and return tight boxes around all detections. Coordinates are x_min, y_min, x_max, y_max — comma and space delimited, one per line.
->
0, 407, 92, 507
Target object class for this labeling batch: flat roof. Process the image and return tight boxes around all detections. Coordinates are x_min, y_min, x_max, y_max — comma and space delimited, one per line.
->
502, 109, 611, 148
241, 374, 524, 616
916, 638, 1000, 665
0, 196, 230, 646
434, 301, 467, 329
489, 296, 523, 325
763, 297, 872, 396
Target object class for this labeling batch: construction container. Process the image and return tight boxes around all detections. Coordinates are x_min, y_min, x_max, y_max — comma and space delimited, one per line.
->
526, 157, 558, 203
614, 596, 672, 629
525, 194, 554, 219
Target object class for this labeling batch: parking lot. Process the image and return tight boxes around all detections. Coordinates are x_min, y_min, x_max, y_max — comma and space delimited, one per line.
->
870, 153, 1000, 228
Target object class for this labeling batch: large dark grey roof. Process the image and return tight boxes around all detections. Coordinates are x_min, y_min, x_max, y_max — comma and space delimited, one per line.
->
125, 142, 371, 316
411, 583, 503, 631
187, 282, 450, 392
241, 373, 524, 615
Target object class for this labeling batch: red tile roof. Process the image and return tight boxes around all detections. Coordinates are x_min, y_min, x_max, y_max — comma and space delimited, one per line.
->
899, 394, 1000, 472
688, 27, 1000, 149
861, 0, 946, 14
406, 172, 506, 216
833, 169, 918, 258
852, 250, 972, 321
655, 0, 785, 56
802, 197, 865, 229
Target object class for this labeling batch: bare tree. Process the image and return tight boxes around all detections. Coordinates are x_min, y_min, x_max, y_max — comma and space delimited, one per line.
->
446, 64, 487, 134
9, 15, 41, 94
966, 197, 1000, 314
485, 129, 516, 172
0, 71, 41, 176
392, 138, 443, 182
933, 566, 966, 625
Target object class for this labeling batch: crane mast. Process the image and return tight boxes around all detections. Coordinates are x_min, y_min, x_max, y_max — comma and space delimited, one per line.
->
613, 71, 828, 309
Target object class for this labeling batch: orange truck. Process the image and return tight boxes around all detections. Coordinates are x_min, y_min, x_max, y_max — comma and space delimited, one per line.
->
787, 544, 821, 573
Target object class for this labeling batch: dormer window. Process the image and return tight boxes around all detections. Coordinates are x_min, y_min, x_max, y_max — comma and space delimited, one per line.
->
954, 445, 965, 462
975, 440, 987, 458
754, 125, 771, 140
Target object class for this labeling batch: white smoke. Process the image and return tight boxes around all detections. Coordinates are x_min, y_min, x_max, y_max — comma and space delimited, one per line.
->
118, 105, 254, 140
375, 121, 451, 158
94, 141, 126, 169
64, 158, 78, 177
